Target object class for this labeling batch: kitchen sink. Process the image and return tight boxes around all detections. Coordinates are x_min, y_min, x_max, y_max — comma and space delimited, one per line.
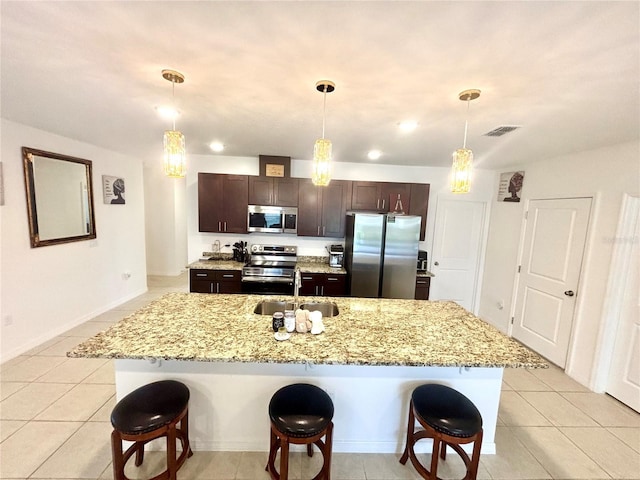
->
299, 302, 339, 317
253, 301, 339, 317
253, 301, 296, 316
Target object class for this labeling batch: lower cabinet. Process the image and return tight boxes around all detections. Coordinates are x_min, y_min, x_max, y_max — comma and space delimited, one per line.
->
299, 273, 347, 296
190, 269, 242, 294
415, 277, 431, 300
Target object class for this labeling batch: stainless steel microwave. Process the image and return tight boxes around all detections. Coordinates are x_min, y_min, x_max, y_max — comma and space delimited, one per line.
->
247, 205, 297, 234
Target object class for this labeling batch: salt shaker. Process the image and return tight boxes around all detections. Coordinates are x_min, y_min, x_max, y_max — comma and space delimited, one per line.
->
284, 310, 296, 333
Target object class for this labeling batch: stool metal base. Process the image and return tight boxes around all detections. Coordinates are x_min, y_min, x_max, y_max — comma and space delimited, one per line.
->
111, 404, 193, 480
400, 399, 483, 480
266, 421, 333, 480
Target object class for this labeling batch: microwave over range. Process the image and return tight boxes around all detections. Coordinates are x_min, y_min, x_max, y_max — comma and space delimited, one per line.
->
247, 205, 297, 234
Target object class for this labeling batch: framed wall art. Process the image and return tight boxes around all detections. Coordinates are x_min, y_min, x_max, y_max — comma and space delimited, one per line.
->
102, 175, 125, 204
498, 171, 524, 202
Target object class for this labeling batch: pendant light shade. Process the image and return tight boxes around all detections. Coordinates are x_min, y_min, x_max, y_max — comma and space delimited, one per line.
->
163, 130, 186, 178
312, 80, 335, 186
313, 138, 332, 186
451, 148, 473, 194
450, 89, 480, 194
161, 69, 186, 178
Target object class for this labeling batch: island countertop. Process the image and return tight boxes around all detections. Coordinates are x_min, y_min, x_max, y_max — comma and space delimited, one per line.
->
68, 293, 546, 369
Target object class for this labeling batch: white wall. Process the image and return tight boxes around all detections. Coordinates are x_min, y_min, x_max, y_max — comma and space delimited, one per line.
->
0, 120, 148, 362
478, 140, 640, 388
144, 164, 187, 276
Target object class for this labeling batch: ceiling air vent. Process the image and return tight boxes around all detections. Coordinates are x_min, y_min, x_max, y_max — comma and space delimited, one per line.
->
483, 125, 521, 137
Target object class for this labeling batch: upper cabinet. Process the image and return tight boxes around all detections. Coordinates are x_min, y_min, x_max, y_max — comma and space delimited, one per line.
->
298, 179, 352, 238
351, 181, 411, 213
198, 173, 249, 233
248, 176, 299, 207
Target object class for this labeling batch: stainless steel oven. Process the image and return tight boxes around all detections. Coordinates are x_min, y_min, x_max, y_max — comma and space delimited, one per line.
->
241, 244, 297, 295
247, 205, 297, 234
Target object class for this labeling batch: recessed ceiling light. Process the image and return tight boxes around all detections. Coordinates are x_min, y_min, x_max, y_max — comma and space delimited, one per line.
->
156, 106, 179, 120
398, 121, 418, 132
209, 142, 225, 152
368, 150, 382, 160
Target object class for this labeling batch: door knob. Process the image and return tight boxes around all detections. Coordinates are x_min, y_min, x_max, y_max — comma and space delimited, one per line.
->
564, 290, 575, 297
434, 261, 439, 266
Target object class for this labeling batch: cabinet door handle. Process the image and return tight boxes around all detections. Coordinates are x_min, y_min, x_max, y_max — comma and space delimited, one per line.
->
434, 261, 439, 266
222, 274, 234, 278
323, 226, 326, 236
321, 286, 325, 296
382, 199, 386, 209
417, 280, 427, 285
302, 276, 313, 280
210, 283, 214, 293
317, 226, 320, 236
376, 199, 380, 209
327, 277, 338, 281
224, 222, 227, 232
216, 282, 220, 293
564, 290, 575, 297
196, 273, 207, 277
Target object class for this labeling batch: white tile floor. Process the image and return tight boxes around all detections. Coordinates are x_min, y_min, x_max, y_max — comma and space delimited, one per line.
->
1, 274, 639, 480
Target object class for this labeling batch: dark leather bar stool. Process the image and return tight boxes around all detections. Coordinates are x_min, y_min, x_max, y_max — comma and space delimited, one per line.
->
266, 383, 334, 480
110, 380, 193, 480
400, 384, 483, 480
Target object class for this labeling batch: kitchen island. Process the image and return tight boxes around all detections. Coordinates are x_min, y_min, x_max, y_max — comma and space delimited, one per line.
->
69, 292, 546, 454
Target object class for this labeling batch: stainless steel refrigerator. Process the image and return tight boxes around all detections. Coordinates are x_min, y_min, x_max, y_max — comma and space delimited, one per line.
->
344, 213, 421, 299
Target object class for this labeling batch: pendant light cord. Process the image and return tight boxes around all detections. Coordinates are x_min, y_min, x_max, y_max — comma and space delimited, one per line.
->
321, 86, 327, 140
171, 80, 177, 131
462, 97, 470, 149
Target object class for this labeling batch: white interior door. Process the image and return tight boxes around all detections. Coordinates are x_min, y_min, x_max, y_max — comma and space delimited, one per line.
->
512, 198, 591, 367
430, 199, 485, 311
606, 198, 640, 412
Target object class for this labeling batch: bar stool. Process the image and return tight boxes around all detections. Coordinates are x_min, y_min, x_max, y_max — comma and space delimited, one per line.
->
400, 384, 483, 480
110, 380, 193, 480
266, 383, 334, 480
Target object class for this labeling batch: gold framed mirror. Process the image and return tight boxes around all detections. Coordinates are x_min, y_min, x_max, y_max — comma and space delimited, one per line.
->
22, 147, 97, 248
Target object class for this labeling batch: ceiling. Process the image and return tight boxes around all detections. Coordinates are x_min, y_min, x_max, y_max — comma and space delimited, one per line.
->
1, 1, 638, 170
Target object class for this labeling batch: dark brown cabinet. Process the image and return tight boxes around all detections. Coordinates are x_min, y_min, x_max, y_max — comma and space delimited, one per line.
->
299, 273, 347, 296
198, 173, 248, 233
190, 269, 242, 294
415, 276, 431, 300
351, 181, 411, 213
248, 176, 299, 207
297, 179, 352, 237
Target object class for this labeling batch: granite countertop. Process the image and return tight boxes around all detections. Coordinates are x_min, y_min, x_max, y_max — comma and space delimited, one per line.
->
68, 293, 546, 369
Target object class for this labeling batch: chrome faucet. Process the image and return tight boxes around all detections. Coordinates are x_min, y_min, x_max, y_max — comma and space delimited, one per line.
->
293, 267, 302, 307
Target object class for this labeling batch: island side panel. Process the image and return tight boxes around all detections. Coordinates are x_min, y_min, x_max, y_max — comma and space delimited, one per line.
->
114, 359, 501, 454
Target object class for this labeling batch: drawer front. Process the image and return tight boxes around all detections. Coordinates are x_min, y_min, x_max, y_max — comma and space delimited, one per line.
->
216, 270, 241, 282
191, 269, 216, 281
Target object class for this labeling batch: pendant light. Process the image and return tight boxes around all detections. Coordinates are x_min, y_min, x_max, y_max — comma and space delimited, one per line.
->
451, 89, 480, 194
162, 69, 186, 178
312, 80, 335, 186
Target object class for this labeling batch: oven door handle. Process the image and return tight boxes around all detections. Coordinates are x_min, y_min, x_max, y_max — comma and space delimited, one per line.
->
241, 277, 294, 284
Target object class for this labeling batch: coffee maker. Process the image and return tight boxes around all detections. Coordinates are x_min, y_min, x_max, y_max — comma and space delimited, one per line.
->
417, 250, 428, 271
328, 244, 344, 268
